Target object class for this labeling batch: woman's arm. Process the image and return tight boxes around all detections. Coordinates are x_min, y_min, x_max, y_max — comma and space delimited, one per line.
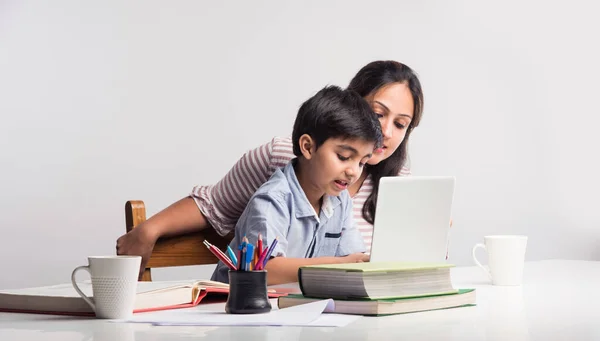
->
145, 197, 210, 238
264, 253, 369, 285
116, 137, 294, 279
116, 197, 209, 279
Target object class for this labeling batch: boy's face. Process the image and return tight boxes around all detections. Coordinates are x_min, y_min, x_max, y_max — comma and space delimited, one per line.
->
302, 136, 375, 196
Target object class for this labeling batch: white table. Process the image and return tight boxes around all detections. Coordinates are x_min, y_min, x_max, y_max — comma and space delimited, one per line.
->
1, 260, 599, 340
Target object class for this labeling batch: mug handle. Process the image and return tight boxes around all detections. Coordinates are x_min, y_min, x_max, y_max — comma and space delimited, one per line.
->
472, 243, 492, 280
71, 265, 95, 312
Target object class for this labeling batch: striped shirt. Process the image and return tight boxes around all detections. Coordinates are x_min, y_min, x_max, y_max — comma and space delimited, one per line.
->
190, 136, 411, 253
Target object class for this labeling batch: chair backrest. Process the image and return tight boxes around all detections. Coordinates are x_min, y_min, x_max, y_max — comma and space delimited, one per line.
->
124, 200, 232, 281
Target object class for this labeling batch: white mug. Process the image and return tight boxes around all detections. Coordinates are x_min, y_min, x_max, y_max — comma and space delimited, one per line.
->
71, 256, 141, 319
472, 235, 528, 286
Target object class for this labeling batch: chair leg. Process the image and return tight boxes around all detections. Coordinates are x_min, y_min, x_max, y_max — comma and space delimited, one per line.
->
141, 269, 152, 281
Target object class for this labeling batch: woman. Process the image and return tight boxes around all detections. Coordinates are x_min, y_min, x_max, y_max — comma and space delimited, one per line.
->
116, 60, 424, 278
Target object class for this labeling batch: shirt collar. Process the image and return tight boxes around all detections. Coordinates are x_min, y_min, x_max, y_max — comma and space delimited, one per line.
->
283, 160, 342, 222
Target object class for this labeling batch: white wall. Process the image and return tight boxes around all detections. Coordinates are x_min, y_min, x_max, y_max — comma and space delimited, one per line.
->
1, 0, 599, 289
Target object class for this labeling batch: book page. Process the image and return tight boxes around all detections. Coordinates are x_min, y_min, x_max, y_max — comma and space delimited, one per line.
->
0, 282, 93, 297
303, 261, 454, 272
0, 280, 204, 298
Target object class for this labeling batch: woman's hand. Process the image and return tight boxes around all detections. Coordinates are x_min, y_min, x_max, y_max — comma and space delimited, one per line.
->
116, 222, 158, 280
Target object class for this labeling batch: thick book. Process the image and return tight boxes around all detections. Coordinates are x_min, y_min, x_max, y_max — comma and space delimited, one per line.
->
278, 289, 476, 316
0, 280, 287, 316
298, 262, 457, 299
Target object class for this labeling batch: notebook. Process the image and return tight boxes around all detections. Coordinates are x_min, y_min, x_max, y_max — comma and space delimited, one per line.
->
297, 262, 457, 300
0, 280, 288, 316
370, 176, 455, 263
278, 289, 476, 316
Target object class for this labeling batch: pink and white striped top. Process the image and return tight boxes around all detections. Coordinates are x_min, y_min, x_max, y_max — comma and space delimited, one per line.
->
191, 136, 411, 253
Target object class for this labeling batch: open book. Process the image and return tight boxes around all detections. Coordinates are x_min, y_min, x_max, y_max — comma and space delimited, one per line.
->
0, 280, 287, 316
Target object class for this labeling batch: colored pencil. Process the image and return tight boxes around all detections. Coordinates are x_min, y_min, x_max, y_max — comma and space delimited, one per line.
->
254, 247, 270, 270
226, 245, 238, 267
261, 237, 279, 268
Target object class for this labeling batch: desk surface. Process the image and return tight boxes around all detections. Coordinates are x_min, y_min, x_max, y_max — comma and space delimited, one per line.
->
1, 260, 599, 340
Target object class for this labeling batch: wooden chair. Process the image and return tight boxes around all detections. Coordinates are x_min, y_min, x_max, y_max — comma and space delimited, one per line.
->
124, 200, 232, 281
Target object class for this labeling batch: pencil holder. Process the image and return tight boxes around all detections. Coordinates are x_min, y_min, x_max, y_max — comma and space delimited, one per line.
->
225, 270, 271, 314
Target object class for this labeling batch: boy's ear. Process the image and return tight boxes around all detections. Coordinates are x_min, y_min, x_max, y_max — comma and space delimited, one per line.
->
298, 134, 315, 160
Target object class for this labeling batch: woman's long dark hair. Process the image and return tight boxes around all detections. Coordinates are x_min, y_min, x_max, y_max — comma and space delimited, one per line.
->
346, 61, 424, 224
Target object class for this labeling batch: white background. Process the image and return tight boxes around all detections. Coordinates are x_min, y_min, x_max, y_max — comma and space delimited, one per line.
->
1, 0, 598, 289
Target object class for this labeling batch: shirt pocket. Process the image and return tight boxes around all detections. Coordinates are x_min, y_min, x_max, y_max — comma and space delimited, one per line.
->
318, 231, 342, 256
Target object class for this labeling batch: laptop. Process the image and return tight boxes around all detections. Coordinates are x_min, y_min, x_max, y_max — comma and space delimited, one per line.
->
369, 176, 456, 263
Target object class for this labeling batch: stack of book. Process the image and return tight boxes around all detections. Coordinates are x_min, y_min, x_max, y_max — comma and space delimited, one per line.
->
278, 262, 476, 316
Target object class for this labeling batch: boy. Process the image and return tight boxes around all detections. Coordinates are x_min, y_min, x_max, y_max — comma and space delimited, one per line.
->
211, 85, 382, 285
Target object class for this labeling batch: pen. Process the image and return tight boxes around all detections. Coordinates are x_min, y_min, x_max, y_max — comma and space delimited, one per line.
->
245, 243, 254, 271
203, 240, 236, 270
240, 246, 247, 271
209, 241, 233, 265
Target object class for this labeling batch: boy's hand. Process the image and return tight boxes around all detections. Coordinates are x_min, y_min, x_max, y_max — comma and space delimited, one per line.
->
343, 252, 370, 263
116, 223, 158, 280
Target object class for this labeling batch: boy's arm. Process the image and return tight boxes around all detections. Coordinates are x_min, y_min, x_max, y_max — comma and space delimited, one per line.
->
239, 193, 367, 285
264, 196, 368, 285
264, 254, 367, 285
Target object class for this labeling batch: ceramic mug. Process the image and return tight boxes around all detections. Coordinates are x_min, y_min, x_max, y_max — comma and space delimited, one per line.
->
472, 235, 528, 286
71, 255, 141, 319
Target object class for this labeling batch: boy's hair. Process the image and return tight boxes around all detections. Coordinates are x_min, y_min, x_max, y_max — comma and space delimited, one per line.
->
291, 85, 382, 156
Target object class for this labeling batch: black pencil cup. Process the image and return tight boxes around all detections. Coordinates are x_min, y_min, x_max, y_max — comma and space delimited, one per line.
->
225, 270, 272, 314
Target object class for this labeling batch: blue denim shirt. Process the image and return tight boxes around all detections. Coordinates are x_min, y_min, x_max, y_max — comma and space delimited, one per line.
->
211, 160, 366, 283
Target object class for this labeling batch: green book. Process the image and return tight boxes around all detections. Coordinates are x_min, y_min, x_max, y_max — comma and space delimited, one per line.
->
298, 261, 457, 300
278, 289, 476, 316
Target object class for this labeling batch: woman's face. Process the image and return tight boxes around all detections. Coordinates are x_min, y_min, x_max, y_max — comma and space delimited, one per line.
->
366, 82, 414, 165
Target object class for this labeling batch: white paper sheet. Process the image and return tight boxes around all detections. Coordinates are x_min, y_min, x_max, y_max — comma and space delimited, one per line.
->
124, 299, 359, 327
305, 313, 361, 327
